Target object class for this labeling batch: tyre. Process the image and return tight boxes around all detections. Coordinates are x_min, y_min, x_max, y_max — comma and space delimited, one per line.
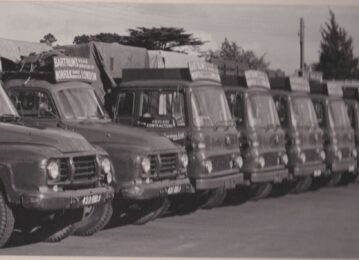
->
126, 198, 166, 225
73, 202, 113, 236
290, 176, 313, 193
326, 172, 342, 187
200, 187, 227, 209
0, 192, 14, 248
249, 183, 273, 201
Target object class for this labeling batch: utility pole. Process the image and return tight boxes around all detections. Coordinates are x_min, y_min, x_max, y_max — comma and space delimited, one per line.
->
299, 17, 305, 76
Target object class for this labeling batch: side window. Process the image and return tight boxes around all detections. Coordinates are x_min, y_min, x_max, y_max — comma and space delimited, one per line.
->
273, 95, 287, 127
117, 92, 134, 117
346, 103, 356, 129
7, 89, 57, 119
312, 99, 325, 127
226, 92, 245, 127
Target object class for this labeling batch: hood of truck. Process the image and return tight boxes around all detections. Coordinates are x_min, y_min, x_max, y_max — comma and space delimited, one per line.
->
0, 122, 93, 153
253, 126, 286, 151
67, 121, 178, 152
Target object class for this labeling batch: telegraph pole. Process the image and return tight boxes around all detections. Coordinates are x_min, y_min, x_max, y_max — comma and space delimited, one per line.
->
299, 17, 305, 76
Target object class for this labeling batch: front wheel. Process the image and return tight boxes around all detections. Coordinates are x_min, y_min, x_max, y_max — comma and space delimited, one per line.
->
327, 172, 342, 187
73, 202, 113, 236
199, 187, 227, 209
0, 192, 15, 248
126, 198, 167, 225
290, 176, 313, 193
249, 183, 273, 201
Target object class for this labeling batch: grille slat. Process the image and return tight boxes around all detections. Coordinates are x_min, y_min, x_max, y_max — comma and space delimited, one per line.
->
263, 153, 278, 167
149, 153, 178, 178
58, 156, 97, 184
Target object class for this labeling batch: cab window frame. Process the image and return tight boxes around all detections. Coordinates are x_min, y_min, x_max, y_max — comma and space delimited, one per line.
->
226, 90, 246, 128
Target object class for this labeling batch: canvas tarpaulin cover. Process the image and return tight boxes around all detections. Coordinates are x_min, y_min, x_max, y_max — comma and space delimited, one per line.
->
57, 42, 149, 96
148, 50, 203, 68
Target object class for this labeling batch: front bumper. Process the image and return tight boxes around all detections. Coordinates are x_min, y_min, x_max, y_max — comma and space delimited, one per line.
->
121, 178, 194, 200
195, 172, 244, 190
330, 159, 356, 174
22, 186, 114, 211
292, 162, 326, 178
245, 167, 289, 184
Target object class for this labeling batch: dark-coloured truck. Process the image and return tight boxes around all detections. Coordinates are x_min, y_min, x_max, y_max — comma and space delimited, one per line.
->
309, 80, 357, 186
222, 71, 289, 200
269, 76, 326, 192
113, 62, 244, 210
3, 55, 193, 225
0, 81, 114, 247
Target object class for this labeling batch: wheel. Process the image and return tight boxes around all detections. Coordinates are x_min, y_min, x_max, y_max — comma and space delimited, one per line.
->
200, 187, 227, 209
290, 176, 313, 193
152, 198, 171, 219
73, 202, 113, 236
126, 198, 166, 225
249, 183, 273, 201
168, 195, 199, 216
0, 192, 15, 248
326, 172, 342, 187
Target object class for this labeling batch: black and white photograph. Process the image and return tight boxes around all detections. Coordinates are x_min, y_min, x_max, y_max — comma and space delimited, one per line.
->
0, 0, 358, 258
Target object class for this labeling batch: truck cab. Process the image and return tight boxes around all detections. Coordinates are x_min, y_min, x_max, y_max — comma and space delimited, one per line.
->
309, 80, 357, 186
0, 80, 114, 247
3, 55, 193, 225
269, 76, 326, 193
222, 71, 289, 200
113, 62, 244, 209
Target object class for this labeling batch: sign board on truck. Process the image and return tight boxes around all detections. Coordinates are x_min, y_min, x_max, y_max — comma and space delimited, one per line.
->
53, 57, 97, 83
289, 77, 310, 92
245, 70, 270, 89
188, 61, 221, 83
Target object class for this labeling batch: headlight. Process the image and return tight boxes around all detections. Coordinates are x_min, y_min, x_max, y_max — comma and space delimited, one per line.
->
281, 154, 288, 165
234, 155, 243, 169
100, 157, 113, 184
352, 149, 357, 158
320, 150, 326, 161
300, 152, 306, 163
141, 157, 151, 173
179, 154, 189, 168
47, 160, 60, 180
258, 156, 265, 168
337, 150, 342, 160
203, 160, 213, 174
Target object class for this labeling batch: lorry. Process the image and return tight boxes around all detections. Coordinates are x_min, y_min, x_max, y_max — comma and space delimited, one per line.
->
309, 80, 357, 186
0, 80, 114, 247
221, 71, 289, 200
113, 62, 244, 210
269, 76, 326, 192
3, 55, 193, 225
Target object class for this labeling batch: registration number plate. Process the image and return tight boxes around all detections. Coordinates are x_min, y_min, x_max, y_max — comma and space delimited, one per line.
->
349, 165, 355, 172
314, 170, 322, 177
82, 194, 101, 205
166, 185, 181, 195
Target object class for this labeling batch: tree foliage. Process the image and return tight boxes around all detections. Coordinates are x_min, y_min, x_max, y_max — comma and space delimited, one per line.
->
205, 37, 270, 70
40, 33, 57, 46
314, 10, 358, 79
73, 27, 205, 51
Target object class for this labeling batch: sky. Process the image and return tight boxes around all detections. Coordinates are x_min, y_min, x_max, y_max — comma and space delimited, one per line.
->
0, 2, 358, 74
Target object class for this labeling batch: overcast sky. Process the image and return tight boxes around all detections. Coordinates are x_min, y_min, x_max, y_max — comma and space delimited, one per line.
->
0, 2, 358, 74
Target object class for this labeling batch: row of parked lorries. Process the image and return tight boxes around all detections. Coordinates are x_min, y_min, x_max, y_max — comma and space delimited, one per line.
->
0, 53, 358, 248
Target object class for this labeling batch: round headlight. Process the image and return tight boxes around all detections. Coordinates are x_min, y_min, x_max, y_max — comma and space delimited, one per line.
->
47, 160, 60, 180
234, 156, 243, 169
352, 149, 357, 158
300, 152, 306, 163
337, 150, 342, 160
203, 160, 213, 174
101, 158, 112, 174
258, 156, 265, 168
320, 150, 326, 161
281, 154, 289, 165
179, 154, 189, 168
141, 157, 151, 173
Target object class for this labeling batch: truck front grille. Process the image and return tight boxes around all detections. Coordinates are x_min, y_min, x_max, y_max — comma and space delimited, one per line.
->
212, 155, 231, 172
304, 149, 319, 162
149, 153, 178, 178
263, 152, 278, 167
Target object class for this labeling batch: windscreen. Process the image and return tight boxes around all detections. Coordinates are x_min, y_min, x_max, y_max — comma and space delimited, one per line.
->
292, 96, 318, 127
248, 93, 280, 128
329, 99, 351, 128
57, 87, 108, 120
191, 87, 233, 128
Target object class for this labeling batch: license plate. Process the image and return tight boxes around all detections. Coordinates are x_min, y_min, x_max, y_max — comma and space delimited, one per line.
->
166, 185, 181, 195
82, 194, 101, 205
349, 165, 355, 172
314, 170, 322, 177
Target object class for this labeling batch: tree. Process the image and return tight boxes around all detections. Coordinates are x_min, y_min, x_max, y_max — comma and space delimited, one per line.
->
314, 9, 358, 80
205, 37, 270, 71
73, 27, 206, 51
40, 33, 57, 46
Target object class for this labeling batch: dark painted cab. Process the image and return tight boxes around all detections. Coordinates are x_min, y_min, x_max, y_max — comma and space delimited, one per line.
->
3, 56, 193, 224
309, 80, 357, 186
0, 81, 114, 247
269, 76, 326, 192
222, 71, 289, 200
113, 62, 244, 209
